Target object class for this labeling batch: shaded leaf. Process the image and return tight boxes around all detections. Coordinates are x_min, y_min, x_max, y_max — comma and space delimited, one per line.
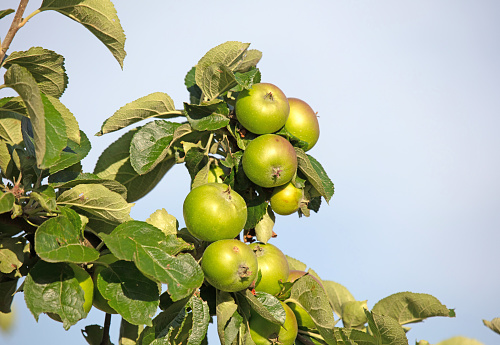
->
48, 130, 91, 175
234, 68, 261, 91
184, 100, 230, 131
0, 237, 25, 273
372, 292, 455, 326
97, 92, 182, 136
97, 260, 159, 326
100, 221, 203, 301
4, 64, 67, 169
94, 128, 176, 202
129, 120, 181, 175
0, 277, 18, 313
296, 148, 334, 203
57, 184, 133, 223
24, 261, 89, 330
185, 67, 202, 104
0, 9, 15, 20
82, 324, 115, 345
40, 0, 126, 68
243, 190, 267, 230
4, 47, 68, 98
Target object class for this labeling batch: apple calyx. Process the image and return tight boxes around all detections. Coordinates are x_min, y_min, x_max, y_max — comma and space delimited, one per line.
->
238, 264, 253, 278
264, 91, 275, 101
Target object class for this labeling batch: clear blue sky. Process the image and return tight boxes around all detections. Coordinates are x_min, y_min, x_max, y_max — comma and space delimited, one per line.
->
1, 1, 499, 344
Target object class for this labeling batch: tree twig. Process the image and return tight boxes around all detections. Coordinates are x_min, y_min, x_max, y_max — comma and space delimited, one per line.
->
0, 0, 30, 64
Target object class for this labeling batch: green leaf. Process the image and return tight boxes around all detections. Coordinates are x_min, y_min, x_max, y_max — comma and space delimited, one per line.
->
341, 300, 368, 329
100, 221, 203, 301
195, 41, 250, 90
48, 130, 91, 175
129, 120, 181, 175
4, 47, 68, 98
296, 148, 334, 203
243, 190, 267, 230
34, 212, 99, 263
141, 294, 209, 345
0, 140, 16, 180
119, 319, 141, 345
322, 280, 355, 318
216, 291, 238, 345
97, 260, 159, 326
287, 275, 337, 345
82, 324, 115, 345
0, 277, 18, 313
24, 261, 89, 330
234, 68, 262, 91
0, 237, 25, 274
285, 255, 307, 271
185, 67, 202, 104
97, 92, 182, 136
4, 64, 67, 169
57, 184, 133, 223
146, 208, 179, 236
40, 0, 126, 68
198, 63, 237, 101
29, 185, 57, 212
254, 207, 275, 244
308, 155, 334, 202
0, 191, 15, 214
94, 128, 176, 202
50, 172, 127, 200
0, 98, 23, 144
334, 327, 377, 345
435, 336, 486, 345
184, 100, 230, 131
483, 317, 500, 335
239, 289, 286, 325
372, 292, 455, 326
0, 9, 15, 20
365, 310, 409, 345
234, 49, 263, 73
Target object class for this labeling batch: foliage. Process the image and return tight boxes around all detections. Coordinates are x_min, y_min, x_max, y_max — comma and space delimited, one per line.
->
0, 1, 494, 345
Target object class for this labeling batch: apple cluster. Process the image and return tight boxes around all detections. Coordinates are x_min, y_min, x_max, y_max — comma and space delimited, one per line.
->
181, 82, 323, 344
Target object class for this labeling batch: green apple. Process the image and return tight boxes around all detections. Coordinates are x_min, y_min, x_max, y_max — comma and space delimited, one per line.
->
285, 98, 319, 151
235, 83, 290, 134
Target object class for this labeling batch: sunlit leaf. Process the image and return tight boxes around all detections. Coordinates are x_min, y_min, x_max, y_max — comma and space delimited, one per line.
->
40, 0, 126, 68
97, 92, 182, 136
4, 47, 68, 98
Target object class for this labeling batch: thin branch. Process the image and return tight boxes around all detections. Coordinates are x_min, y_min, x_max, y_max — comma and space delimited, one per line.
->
100, 313, 112, 345
0, 0, 30, 64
